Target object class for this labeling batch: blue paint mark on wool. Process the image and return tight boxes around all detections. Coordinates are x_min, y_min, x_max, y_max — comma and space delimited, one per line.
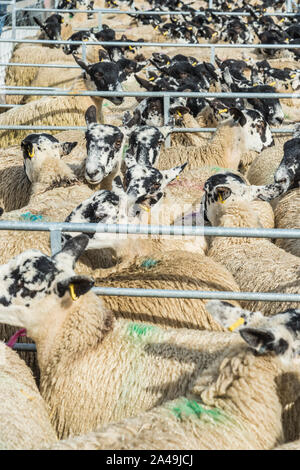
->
20, 212, 44, 222
140, 258, 158, 269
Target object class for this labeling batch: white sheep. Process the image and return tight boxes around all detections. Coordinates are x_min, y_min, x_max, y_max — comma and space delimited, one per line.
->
0, 54, 127, 148
0, 235, 247, 439
204, 172, 300, 317
42, 303, 300, 450
158, 108, 274, 172
0, 341, 57, 449
0, 134, 78, 212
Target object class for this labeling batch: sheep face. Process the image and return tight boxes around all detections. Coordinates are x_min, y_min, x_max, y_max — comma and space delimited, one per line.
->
124, 162, 187, 212
203, 172, 284, 225
33, 15, 63, 43
207, 300, 300, 365
63, 31, 97, 55
21, 134, 77, 183
126, 126, 171, 167
274, 138, 300, 192
231, 108, 274, 152
85, 124, 124, 185
0, 236, 93, 333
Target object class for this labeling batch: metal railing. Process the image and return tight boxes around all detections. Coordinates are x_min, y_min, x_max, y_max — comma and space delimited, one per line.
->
0, 1, 299, 353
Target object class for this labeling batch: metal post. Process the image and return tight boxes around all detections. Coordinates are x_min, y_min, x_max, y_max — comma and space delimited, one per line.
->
50, 229, 62, 256
82, 41, 87, 62
98, 11, 102, 31
11, 0, 16, 39
286, 0, 292, 12
163, 95, 171, 148
209, 0, 213, 8
210, 45, 215, 65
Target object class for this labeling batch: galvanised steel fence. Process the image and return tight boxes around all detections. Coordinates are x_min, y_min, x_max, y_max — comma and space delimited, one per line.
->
0, 1, 299, 351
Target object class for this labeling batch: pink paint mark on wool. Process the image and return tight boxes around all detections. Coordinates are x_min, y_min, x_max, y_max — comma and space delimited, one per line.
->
6, 329, 27, 348
168, 178, 204, 191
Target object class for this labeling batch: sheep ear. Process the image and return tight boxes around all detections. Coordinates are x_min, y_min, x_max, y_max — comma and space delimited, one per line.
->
85, 105, 97, 126
122, 110, 141, 128
112, 175, 125, 196
170, 105, 190, 118
56, 275, 95, 299
134, 74, 155, 91
215, 186, 231, 203
240, 328, 277, 354
161, 162, 188, 185
205, 300, 263, 332
229, 108, 247, 127
53, 235, 89, 266
73, 53, 91, 73
60, 142, 78, 156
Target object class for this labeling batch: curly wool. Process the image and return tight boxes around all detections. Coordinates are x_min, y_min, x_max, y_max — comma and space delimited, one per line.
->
97, 249, 241, 331
274, 188, 300, 257
207, 200, 300, 316
43, 346, 300, 450
0, 341, 57, 449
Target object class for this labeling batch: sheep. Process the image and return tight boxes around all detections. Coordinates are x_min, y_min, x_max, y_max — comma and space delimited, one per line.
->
0, 133, 78, 212
0, 54, 128, 148
157, 108, 274, 172
204, 172, 300, 317
5, 29, 75, 105
273, 189, 300, 257
0, 235, 248, 439
95, 249, 242, 330
42, 304, 300, 450
274, 440, 300, 450
0, 341, 57, 449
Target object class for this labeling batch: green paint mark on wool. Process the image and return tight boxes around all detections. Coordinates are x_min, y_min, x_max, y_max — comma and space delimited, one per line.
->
140, 258, 158, 269
210, 166, 230, 174
103, 103, 109, 107
128, 323, 156, 339
171, 398, 223, 423
20, 212, 44, 222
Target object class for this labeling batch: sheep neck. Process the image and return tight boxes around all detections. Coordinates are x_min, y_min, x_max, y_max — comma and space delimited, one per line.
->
189, 348, 289, 448
72, 75, 104, 122
212, 122, 246, 170
35, 291, 114, 374
29, 157, 78, 198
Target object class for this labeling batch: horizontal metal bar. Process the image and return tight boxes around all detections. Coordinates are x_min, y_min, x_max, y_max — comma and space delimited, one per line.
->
93, 287, 300, 302
0, 221, 299, 239
12, 343, 36, 351
1, 38, 300, 49
0, 62, 80, 68
0, 124, 294, 133
1, 90, 300, 98
17, 7, 300, 17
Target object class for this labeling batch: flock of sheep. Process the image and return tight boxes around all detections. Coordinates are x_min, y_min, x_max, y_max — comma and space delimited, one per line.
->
0, 0, 300, 451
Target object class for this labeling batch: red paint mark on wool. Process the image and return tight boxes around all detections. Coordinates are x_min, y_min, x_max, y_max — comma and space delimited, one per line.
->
6, 329, 27, 348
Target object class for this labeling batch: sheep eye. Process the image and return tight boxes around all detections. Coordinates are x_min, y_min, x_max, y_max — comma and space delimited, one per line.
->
114, 140, 122, 149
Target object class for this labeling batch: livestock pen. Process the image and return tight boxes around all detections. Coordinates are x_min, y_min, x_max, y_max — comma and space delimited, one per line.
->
0, 1, 299, 350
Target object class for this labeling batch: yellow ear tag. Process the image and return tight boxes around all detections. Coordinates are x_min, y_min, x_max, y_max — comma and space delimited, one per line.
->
212, 32, 218, 37
187, 27, 193, 31
28, 149, 34, 158
279, 18, 285, 23
139, 204, 150, 212
163, 31, 168, 36
149, 77, 155, 81
154, 26, 158, 30
61, 18, 64, 23
208, 16, 212, 21
176, 175, 180, 180
291, 74, 296, 79
177, 111, 183, 117
253, 83, 258, 87
269, 81, 276, 86
192, 61, 197, 66
218, 193, 225, 203
69, 284, 79, 301
218, 108, 228, 114
228, 317, 244, 332
129, 46, 134, 51
167, 61, 170, 65
285, 38, 290, 43
83, 38, 89, 41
